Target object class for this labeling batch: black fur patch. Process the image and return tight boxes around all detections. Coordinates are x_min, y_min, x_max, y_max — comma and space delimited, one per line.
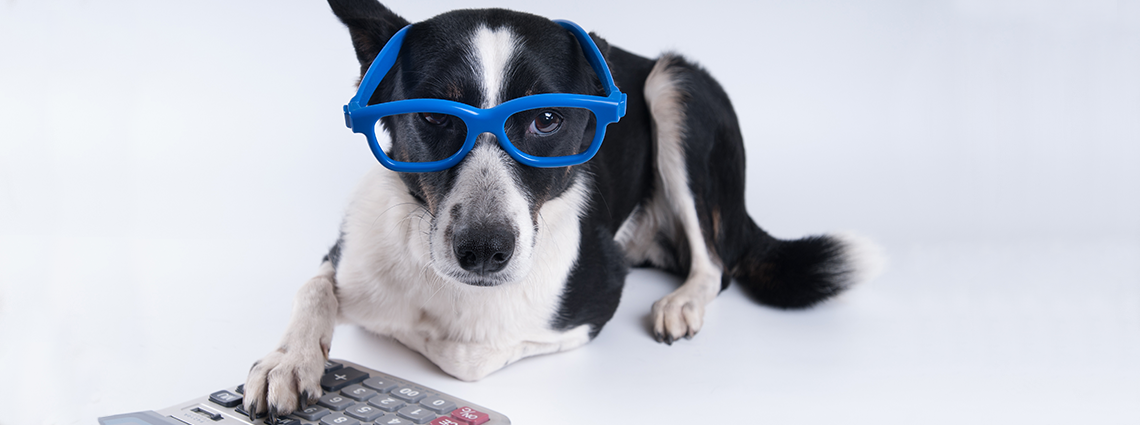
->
551, 223, 628, 338
322, 235, 344, 269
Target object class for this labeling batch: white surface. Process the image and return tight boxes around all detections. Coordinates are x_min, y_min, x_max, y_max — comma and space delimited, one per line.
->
1, 1, 1138, 424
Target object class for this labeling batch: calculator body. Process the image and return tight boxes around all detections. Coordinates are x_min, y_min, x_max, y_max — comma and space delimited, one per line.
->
97, 359, 510, 425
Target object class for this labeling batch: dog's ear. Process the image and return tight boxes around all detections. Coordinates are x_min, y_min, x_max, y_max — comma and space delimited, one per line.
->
587, 32, 613, 92
588, 32, 611, 59
328, 0, 411, 76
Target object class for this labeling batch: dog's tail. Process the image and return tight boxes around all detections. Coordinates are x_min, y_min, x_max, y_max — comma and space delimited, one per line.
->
728, 225, 883, 309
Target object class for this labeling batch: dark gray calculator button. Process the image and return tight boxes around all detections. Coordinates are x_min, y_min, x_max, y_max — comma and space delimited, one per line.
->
367, 395, 405, 412
317, 394, 355, 411
390, 387, 426, 403
395, 405, 435, 424
294, 405, 330, 421
341, 384, 377, 401
322, 367, 369, 391
362, 377, 398, 393
418, 396, 455, 414
234, 405, 266, 419
345, 403, 385, 422
319, 413, 360, 425
208, 390, 243, 408
324, 360, 344, 373
235, 384, 244, 394
265, 418, 299, 425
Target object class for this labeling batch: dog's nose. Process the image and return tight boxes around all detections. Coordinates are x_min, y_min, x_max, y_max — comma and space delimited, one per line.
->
453, 224, 515, 275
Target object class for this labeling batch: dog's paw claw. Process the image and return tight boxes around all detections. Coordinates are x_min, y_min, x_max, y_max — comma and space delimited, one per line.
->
300, 390, 317, 408
246, 400, 258, 421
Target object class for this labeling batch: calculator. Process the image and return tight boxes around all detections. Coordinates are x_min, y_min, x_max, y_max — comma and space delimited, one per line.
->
97, 359, 510, 425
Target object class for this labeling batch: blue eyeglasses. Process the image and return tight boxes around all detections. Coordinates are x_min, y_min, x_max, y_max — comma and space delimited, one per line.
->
342, 20, 627, 172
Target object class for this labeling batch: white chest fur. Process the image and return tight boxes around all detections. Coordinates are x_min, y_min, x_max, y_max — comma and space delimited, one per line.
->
333, 167, 591, 367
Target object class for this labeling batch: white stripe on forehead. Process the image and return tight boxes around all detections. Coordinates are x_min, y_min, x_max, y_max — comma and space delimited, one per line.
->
470, 25, 519, 108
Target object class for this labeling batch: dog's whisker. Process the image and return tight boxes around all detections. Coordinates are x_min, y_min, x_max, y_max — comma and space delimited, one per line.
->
379, 203, 435, 242
424, 275, 448, 303
369, 202, 427, 226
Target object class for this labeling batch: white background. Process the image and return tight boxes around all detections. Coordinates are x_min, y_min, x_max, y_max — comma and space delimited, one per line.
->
1, 0, 1138, 424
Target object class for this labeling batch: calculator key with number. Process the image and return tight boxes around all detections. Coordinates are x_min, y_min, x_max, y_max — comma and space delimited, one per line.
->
97, 359, 510, 425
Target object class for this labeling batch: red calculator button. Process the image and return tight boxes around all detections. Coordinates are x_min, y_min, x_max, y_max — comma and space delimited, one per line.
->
430, 417, 467, 425
450, 406, 489, 425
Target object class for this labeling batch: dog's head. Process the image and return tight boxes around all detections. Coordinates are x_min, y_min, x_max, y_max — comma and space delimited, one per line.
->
330, 1, 609, 287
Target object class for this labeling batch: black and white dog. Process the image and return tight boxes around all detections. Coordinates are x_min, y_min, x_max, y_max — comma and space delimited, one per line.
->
244, 0, 877, 417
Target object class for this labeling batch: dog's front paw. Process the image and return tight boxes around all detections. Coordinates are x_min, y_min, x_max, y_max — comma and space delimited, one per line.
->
651, 289, 707, 345
243, 346, 326, 420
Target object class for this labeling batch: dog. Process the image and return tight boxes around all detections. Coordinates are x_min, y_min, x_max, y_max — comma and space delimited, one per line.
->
243, 0, 878, 418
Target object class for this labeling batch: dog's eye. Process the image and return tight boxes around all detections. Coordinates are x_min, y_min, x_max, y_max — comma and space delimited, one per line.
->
528, 111, 563, 135
420, 113, 450, 126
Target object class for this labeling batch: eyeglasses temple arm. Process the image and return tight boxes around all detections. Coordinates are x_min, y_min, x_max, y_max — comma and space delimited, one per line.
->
554, 20, 626, 118
344, 25, 414, 129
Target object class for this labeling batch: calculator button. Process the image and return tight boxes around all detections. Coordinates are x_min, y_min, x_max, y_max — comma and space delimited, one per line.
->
418, 397, 456, 414
319, 413, 360, 425
429, 417, 469, 425
321, 367, 369, 391
344, 403, 385, 422
396, 405, 436, 424
341, 384, 378, 401
450, 407, 489, 425
235, 384, 245, 394
208, 390, 243, 408
362, 377, 398, 393
294, 405, 331, 421
317, 394, 355, 411
234, 405, 267, 419
368, 395, 406, 412
264, 418, 300, 425
324, 360, 344, 373
390, 387, 427, 403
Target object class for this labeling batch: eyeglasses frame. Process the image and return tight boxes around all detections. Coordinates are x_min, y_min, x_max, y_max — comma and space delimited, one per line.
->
341, 20, 628, 172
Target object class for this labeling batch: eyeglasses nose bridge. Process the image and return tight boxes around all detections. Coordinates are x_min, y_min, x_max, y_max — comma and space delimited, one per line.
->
468, 127, 512, 149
